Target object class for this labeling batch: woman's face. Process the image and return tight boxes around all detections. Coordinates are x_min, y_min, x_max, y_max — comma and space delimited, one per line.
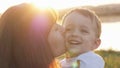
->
48, 24, 66, 57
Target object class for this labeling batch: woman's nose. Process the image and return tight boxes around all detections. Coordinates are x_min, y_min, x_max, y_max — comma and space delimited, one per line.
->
56, 24, 65, 35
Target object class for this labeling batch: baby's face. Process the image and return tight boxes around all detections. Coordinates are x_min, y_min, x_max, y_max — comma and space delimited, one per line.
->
63, 12, 100, 57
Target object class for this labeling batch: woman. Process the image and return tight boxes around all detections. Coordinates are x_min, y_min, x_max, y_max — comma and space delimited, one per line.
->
0, 3, 66, 68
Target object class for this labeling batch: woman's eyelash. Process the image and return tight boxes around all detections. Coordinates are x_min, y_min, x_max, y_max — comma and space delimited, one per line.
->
65, 28, 71, 31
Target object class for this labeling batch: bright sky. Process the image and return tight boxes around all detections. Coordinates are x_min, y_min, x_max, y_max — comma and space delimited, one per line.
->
97, 22, 120, 51
0, 0, 120, 51
1, 0, 120, 13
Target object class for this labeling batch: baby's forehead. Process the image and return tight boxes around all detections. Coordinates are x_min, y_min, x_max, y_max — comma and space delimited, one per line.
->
62, 10, 97, 26
67, 11, 92, 19
63, 12, 96, 28
64, 12, 92, 23
66, 12, 97, 27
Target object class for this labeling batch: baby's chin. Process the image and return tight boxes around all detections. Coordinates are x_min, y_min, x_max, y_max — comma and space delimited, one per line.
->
67, 49, 81, 57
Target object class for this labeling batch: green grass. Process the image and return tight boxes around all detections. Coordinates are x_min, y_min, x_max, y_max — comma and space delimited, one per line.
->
95, 50, 120, 68
58, 50, 120, 68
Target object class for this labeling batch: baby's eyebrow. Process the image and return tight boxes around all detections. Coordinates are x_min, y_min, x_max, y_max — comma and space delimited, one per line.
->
79, 25, 89, 30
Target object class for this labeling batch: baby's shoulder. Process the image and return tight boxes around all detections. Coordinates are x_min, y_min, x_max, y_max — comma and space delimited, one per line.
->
90, 52, 105, 64
80, 52, 105, 68
80, 52, 104, 63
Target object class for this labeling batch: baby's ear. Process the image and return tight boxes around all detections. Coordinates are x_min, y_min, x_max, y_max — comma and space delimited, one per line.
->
94, 38, 101, 49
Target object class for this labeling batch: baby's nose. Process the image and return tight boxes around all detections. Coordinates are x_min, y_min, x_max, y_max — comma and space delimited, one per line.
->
71, 29, 81, 37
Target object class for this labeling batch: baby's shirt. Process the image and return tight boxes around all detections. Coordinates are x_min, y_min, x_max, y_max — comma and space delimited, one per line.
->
60, 51, 105, 68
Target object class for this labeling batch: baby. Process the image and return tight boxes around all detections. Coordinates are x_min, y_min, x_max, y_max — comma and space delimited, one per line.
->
60, 8, 105, 68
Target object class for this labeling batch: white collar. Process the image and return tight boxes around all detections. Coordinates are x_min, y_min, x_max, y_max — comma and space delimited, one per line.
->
66, 51, 95, 63
77, 51, 94, 59
72, 51, 94, 61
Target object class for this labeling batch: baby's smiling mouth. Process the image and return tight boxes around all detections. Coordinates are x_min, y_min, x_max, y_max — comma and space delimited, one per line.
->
68, 40, 82, 45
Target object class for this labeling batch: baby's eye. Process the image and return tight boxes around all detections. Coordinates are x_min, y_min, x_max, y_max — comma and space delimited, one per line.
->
81, 29, 89, 34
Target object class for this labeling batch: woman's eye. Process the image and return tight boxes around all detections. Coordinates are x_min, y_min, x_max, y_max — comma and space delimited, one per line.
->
65, 28, 71, 32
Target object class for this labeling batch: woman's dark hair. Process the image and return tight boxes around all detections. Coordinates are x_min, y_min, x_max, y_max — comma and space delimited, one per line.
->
0, 3, 58, 68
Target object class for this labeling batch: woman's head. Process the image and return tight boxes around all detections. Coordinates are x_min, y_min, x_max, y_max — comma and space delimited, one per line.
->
0, 3, 64, 68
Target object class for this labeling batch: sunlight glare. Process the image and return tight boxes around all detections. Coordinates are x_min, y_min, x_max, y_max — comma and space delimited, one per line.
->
28, 0, 66, 10
30, 0, 51, 9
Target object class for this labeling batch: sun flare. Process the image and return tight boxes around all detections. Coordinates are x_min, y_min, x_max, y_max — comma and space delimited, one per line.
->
32, 1, 52, 9
28, 0, 67, 10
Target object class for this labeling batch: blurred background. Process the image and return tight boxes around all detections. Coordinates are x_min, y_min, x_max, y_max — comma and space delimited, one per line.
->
0, 0, 120, 68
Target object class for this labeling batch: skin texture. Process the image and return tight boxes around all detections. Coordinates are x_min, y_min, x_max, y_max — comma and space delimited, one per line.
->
48, 24, 66, 57
63, 12, 101, 57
